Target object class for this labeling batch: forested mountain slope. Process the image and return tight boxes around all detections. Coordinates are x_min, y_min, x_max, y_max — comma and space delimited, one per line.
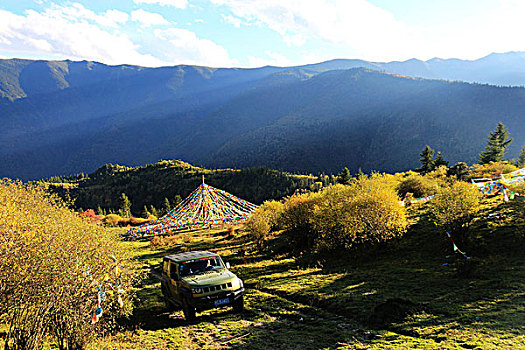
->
2, 53, 525, 179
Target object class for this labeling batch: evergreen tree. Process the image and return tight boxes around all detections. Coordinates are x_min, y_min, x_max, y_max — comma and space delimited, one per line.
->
479, 122, 513, 164
337, 167, 352, 184
119, 193, 131, 218
517, 145, 525, 168
173, 195, 182, 206
96, 205, 104, 216
142, 205, 151, 219
447, 162, 470, 181
149, 205, 159, 218
162, 197, 171, 215
418, 145, 435, 174
434, 151, 449, 168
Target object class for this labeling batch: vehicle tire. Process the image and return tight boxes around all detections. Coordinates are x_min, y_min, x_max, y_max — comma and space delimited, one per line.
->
232, 296, 244, 313
182, 297, 197, 322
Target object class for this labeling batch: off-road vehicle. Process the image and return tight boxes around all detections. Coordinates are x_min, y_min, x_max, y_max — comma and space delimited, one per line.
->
160, 250, 244, 321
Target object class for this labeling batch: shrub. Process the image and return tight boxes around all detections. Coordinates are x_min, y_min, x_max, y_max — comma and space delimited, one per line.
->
447, 162, 470, 181
245, 214, 271, 249
427, 181, 482, 233
226, 224, 235, 237
245, 200, 285, 249
129, 217, 152, 226
279, 177, 407, 256
79, 209, 104, 223
279, 192, 320, 253
468, 161, 518, 180
396, 174, 444, 199
103, 213, 122, 227
0, 180, 139, 350
259, 200, 285, 230
312, 179, 408, 254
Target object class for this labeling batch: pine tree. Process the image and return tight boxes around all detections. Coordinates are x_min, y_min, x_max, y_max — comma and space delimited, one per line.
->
418, 145, 435, 174
119, 193, 131, 218
149, 205, 159, 218
337, 167, 352, 184
96, 205, 104, 216
162, 197, 171, 215
142, 205, 151, 219
517, 145, 525, 168
479, 122, 513, 164
173, 195, 182, 206
434, 151, 449, 168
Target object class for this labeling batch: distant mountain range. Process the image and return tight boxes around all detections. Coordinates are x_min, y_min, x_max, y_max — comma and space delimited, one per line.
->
2, 52, 525, 180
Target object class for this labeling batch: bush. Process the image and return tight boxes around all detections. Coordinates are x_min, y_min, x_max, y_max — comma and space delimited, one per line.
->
396, 174, 444, 199
245, 214, 271, 249
279, 177, 407, 256
427, 181, 482, 233
245, 200, 284, 249
0, 180, 139, 350
279, 192, 320, 253
103, 213, 123, 227
312, 179, 408, 254
468, 161, 518, 180
79, 209, 104, 223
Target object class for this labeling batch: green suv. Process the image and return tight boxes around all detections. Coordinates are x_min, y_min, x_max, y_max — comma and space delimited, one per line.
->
160, 251, 244, 321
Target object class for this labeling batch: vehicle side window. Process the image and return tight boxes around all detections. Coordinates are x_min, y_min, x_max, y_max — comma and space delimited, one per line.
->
163, 261, 169, 274
170, 262, 179, 280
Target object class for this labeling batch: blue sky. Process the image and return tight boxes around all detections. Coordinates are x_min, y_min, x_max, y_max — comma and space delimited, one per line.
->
0, 0, 523, 68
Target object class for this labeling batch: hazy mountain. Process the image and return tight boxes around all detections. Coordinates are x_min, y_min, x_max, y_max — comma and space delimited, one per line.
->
1, 53, 525, 179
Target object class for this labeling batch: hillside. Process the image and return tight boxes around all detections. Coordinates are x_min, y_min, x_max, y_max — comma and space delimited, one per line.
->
46, 160, 334, 216
3, 54, 525, 179
98, 196, 525, 349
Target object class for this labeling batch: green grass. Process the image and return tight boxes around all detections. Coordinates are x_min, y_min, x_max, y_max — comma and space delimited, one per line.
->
84, 199, 525, 348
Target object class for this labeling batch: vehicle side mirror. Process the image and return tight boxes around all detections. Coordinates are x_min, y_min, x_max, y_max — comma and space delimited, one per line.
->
225, 262, 231, 269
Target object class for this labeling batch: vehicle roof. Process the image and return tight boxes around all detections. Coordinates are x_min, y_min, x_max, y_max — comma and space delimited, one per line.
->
164, 250, 218, 263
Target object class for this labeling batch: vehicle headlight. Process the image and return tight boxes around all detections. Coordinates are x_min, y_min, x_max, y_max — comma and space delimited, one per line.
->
232, 277, 243, 289
192, 288, 202, 294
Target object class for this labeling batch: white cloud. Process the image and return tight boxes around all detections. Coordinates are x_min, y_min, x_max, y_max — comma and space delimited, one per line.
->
50, 3, 129, 28
210, 0, 525, 62
102, 9, 130, 27
411, 0, 525, 60
248, 50, 293, 67
133, 0, 188, 9
222, 14, 242, 28
210, 0, 413, 60
131, 9, 170, 27
0, 7, 163, 66
154, 28, 233, 67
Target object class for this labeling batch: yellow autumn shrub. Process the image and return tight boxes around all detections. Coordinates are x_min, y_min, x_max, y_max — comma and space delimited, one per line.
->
277, 177, 407, 256
245, 200, 284, 249
312, 178, 408, 254
0, 180, 140, 350
427, 181, 482, 233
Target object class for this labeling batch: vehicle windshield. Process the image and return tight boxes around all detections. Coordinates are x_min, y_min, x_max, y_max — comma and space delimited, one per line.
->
179, 257, 224, 276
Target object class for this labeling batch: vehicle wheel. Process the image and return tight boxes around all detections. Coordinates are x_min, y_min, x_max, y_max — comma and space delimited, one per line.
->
232, 296, 244, 313
182, 297, 197, 322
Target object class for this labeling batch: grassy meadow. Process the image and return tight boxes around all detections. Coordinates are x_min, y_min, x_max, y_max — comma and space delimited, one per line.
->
94, 197, 525, 350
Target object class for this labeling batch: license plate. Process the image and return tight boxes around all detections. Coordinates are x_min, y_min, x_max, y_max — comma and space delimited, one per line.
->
214, 298, 230, 306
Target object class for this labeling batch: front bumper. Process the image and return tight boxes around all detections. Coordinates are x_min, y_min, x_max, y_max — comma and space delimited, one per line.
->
190, 288, 244, 311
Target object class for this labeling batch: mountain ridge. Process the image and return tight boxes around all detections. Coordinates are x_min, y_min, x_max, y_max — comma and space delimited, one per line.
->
2, 53, 525, 180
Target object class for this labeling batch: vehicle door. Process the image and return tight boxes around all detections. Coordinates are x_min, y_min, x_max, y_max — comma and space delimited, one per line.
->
168, 261, 182, 304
